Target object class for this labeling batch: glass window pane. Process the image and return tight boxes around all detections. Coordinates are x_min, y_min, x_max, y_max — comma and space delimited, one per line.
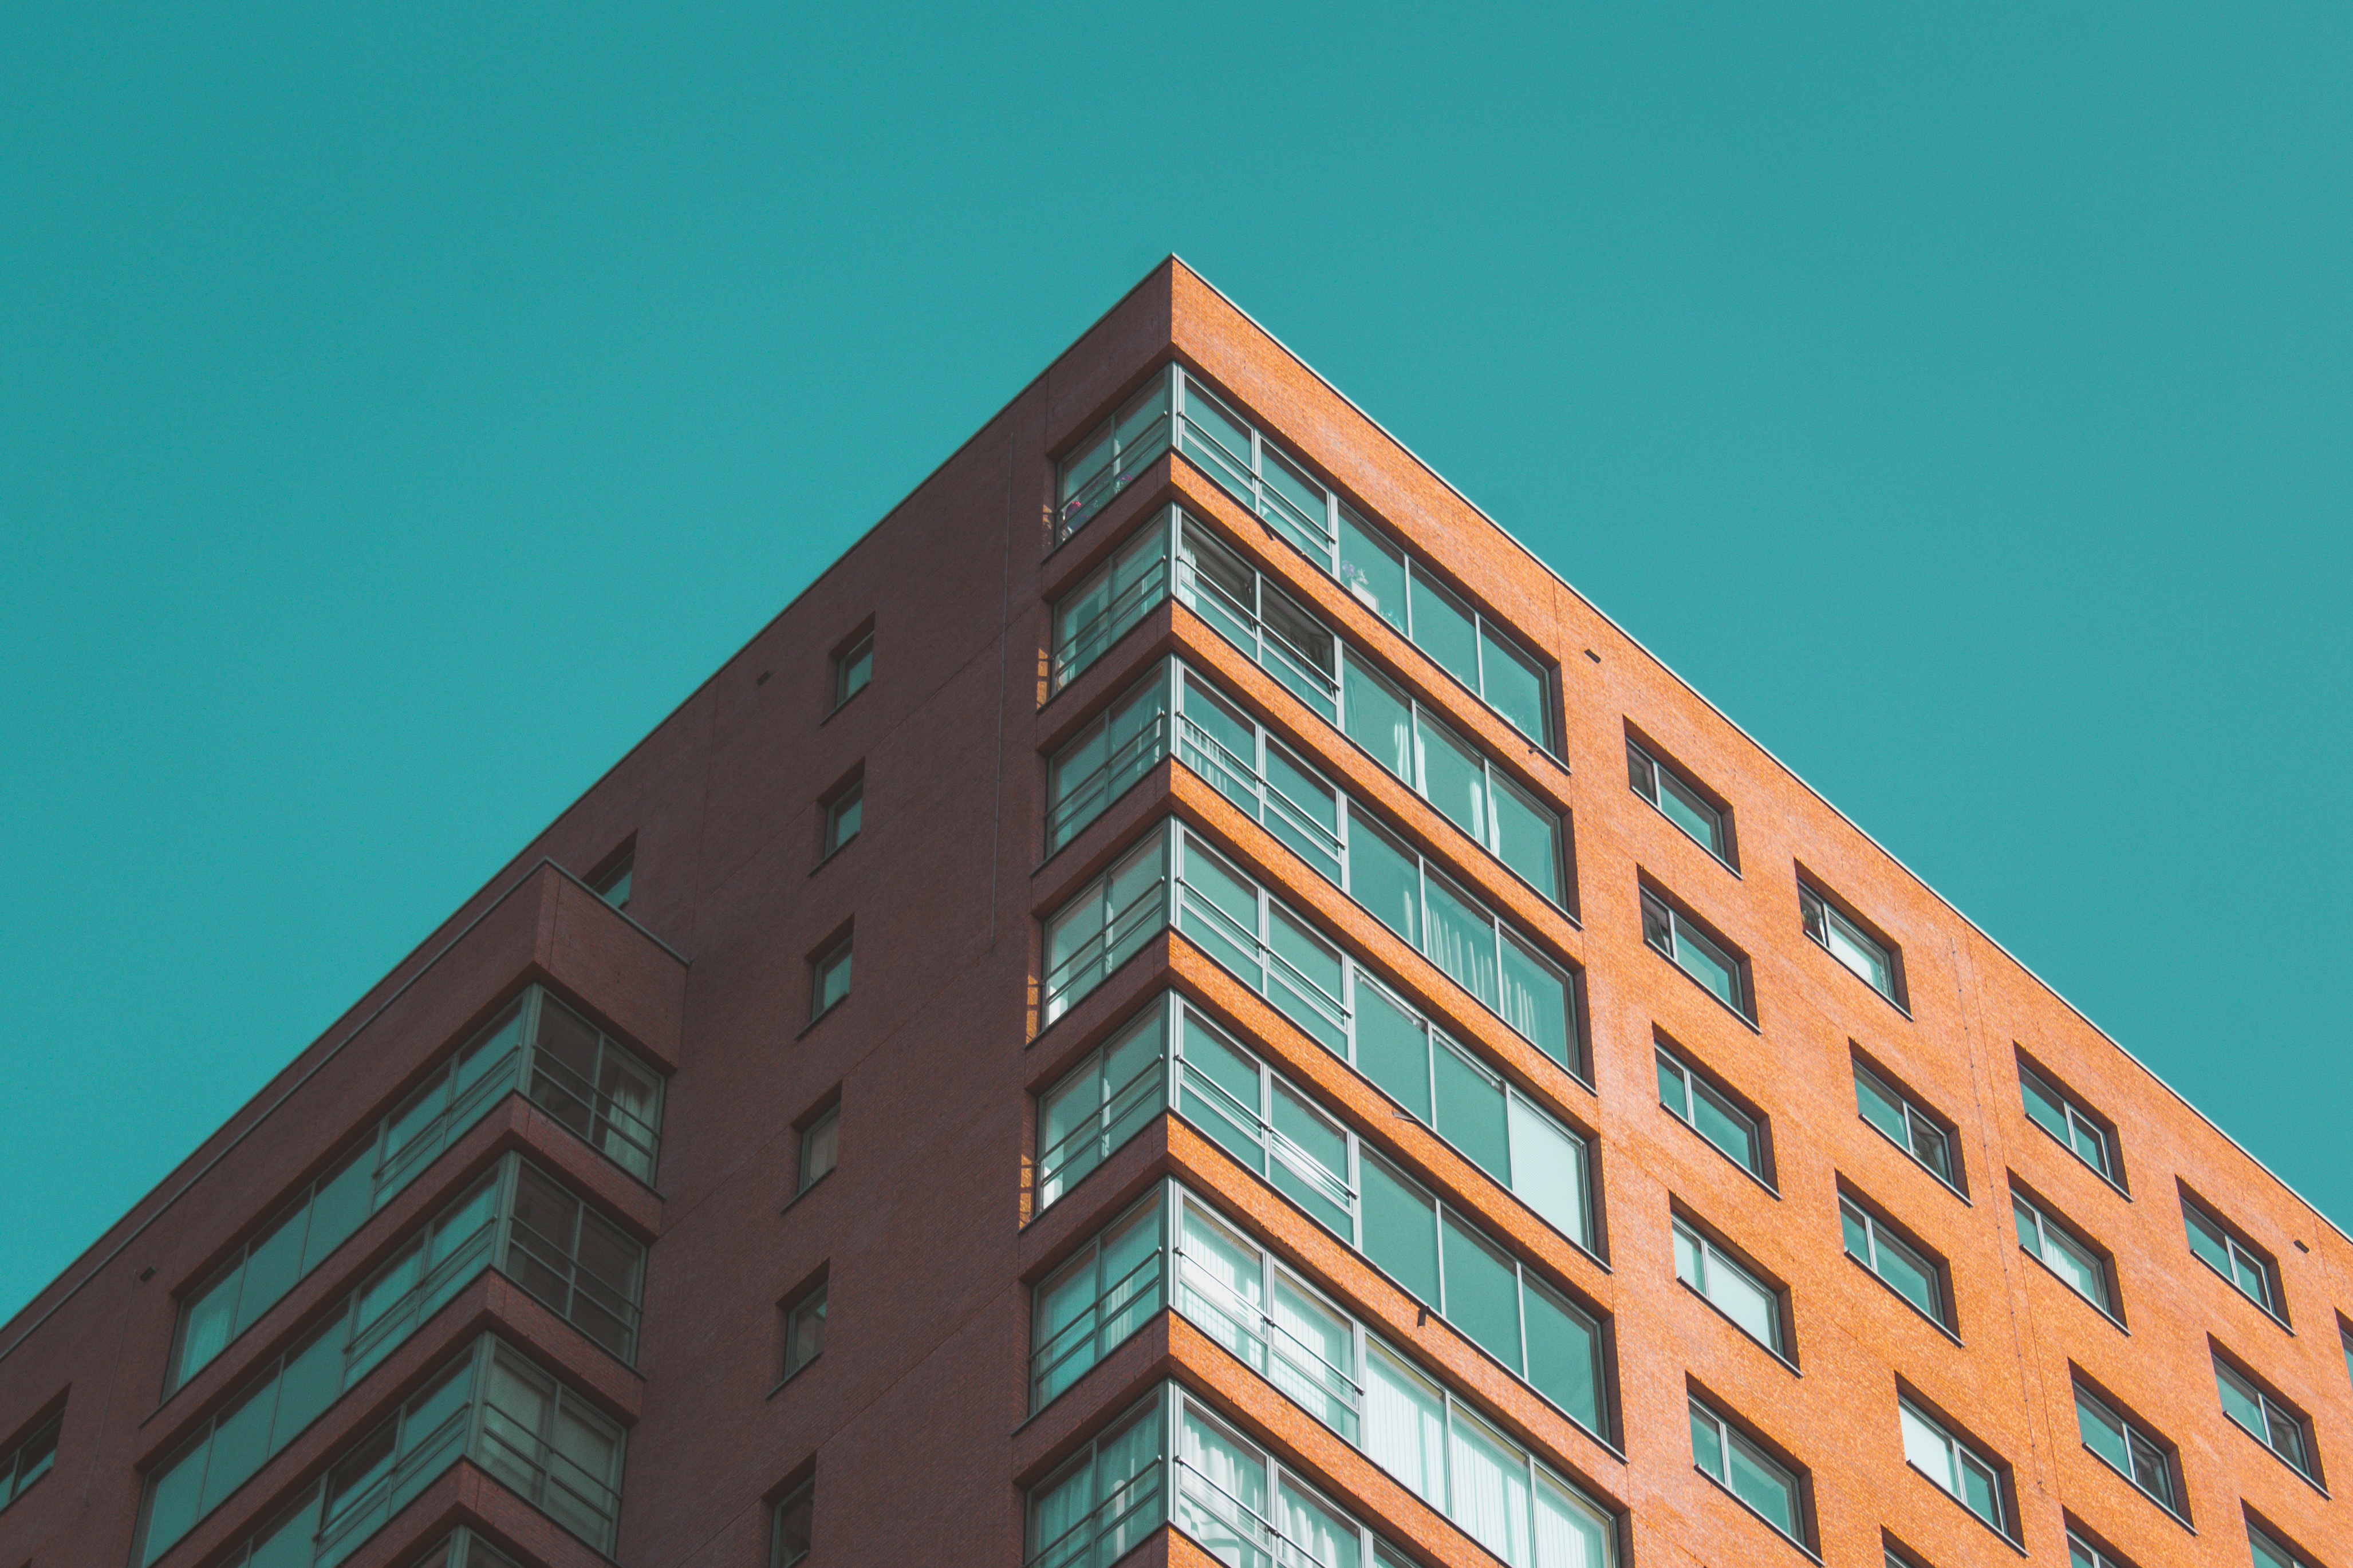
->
2075, 1388, 2130, 1473
1854, 1069, 1909, 1148
1441, 1212, 1523, 1369
1447, 1404, 1534, 1567
1532, 1471, 1614, 1568
1824, 907, 1894, 996
2021, 1071, 2073, 1144
1259, 444, 1330, 556
1433, 1043, 1510, 1188
1654, 769, 1723, 856
1507, 1096, 1588, 1246
1177, 1204, 1266, 1373
1709, 1252, 1780, 1352
1726, 1433, 1798, 1535
1177, 1407, 1267, 1566
2184, 1206, 2234, 1275
1365, 1343, 1447, 1509
1669, 917, 1740, 1012
1497, 931, 1572, 1069
1479, 627, 1550, 749
1488, 775, 1562, 903
1690, 1404, 1725, 1479
1521, 1279, 1601, 1431
1177, 380, 1256, 507
1177, 516, 1260, 653
1269, 1081, 1352, 1239
1337, 508, 1408, 631
237, 1208, 308, 1337
1178, 1017, 1267, 1173
1408, 572, 1481, 692
1900, 1404, 1952, 1490
1346, 815, 1422, 950
1413, 710, 1489, 842
1354, 983, 1431, 1121
1873, 1231, 1940, 1320
1689, 1081, 1760, 1176
1656, 1054, 1688, 1119
1341, 650, 1414, 784
1280, 1477, 1361, 1568
1361, 1154, 1440, 1306
1422, 870, 1499, 1008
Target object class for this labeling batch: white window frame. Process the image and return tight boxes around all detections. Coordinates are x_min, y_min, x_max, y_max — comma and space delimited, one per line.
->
1656, 1048, 1768, 1183
2012, 1190, 2116, 1321
1840, 1197, 1949, 1329
1672, 1218, 1788, 1360
1688, 1395, 1807, 1545
2019, 1061, 2120, 1186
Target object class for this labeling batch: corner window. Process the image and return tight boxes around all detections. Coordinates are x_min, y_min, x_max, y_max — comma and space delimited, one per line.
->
1053, 515, 1172, 690
1056, 374, 1173, 540
831, 632, 873, 709
1688, 1395, 1806, 1544
822, 781, 863, 858
2073, 1380, 2182, 1519
782, 1282, 827, 1380
0, 1408, 60, 1511
810, 935, 853, 1022
1900, 1397, 2008, 1534
771, 1480, 813, 1568
588, 849, 633, 911
1840, 1194, 1948, 1328
1853, 1059, 1958, 1191
1656, 1047, 1768, 1183
797, 1105, 839, 1194
1641, 886, 1751, 1018
2183, 1195, 2282, 1320
2215, 1354, 2315, 1481
1047, 668, 1170, 852
2019, 1057, 2122, 1186
1673, 1218, 1787, 1358
2013, 1188, 2117, 1320
1626, 737, 1731, 863
1799, 881, 1901, 1005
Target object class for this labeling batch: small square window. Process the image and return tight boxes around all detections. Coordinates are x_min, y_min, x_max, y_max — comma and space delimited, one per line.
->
1641, 886, 1752, 1018
1799, 881, 1901, 1005
1841, 1194, 1950, 1329
2019, 1057, 2122, 1187
771, 1481, 813, 1568
2073, 1379, 2183, 1519
2215, 1353, 2316, 1482
1853, 1057, 1960, 1192
1627, 737, 1731, 863
1656, 1046, 1769, 1183
1688, 1394, 1807, 1545
811, 937, 853, 1022
798, 1105, 839, 1194
782, 1282, 827, 1378
833, 633, 873, 708
2182, 1194, 2282, 1321
590, 850, 633, 911
823, 781, 863, 856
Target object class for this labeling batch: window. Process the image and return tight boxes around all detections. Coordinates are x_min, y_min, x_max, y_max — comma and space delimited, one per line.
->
1673, 1218, 1787, 1357
1035, 1006, 1167, 1210
1032, 1192, 1166, 1409
2250, 1519, 2312, 1568
1641, 886, 1749, 1017
771, 1480, 813, 1568
810, 934, 853, 1021
1900, 1397, 2007, 1534
1853, 1059, 1957, 1190
210, 1335, 624, 1568
2019, 1059, 2121, 1184
782, 1283, 827, 1379
139, 1158, 646, 1565
1043, 827, 1169, 1022
1627, 738, 1729, 863
164, 988, 662, 1392
797, 1105, 839, 1194
1056, 376, 1173, 538
2183, 1195, 2280, 1318
1656, 1047, 1768, 1181
407, 1527, 525, 1568
1047, 668, 1170, 852
2073, 1380, 2181, 1518
1840, 1195, 1948, 1327
2013, 1189, 2116, 1319
831, 631, 873, 708
1688, 1395, 1805, 1543
1799, 882, 1900, 1005
588, 850, 632, 911
2215, 1354, 2314, 1480
0, 1408, 60, 1512
822, 780, 862, 856
2064, 1521, 2135, 1568
1054, 516, 1172, 690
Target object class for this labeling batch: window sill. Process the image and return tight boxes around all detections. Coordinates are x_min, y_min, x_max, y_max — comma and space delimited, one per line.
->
781, 1169, 834, 1214
1858, 1115, 1970, 1205
809, 835, 858, 876
766, 1353, 823, 1400
1844, 1252, 1964, 1349
1676, 1278, 1799, 1376
819, 685, 868, 727
1689, 1466, 1819, 1562
1903, 1460, 2027, 1555
796, 1000, 848, 1041
2222, 1420, 2332, 1500
2080, 1445, 2194, 1533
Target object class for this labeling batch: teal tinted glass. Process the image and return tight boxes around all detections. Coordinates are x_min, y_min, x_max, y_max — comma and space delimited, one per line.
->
1657, 1055, 1688, 1117
1360, 1155, 1440, 1305
1179, 1019, 1264, 1172
1354, 984, 1430, 1120
1654, 769, 1723, 855
1432, 1044, 1509, 1187
1497, 931, 1571, 1068
1873, 1230, 1940, 1319
1413, 710, 1488, 841
1269, 1081, 1351, 1238
1728, 1439, 1798, 1534
1670, 918, 1740, 1010
1855, 1069, 1909, 1146
1840, 1205, 1871, 1262
1487, 775, 1560, 903
1336, 509, 1407, 632
1440, 1212, 1523, 1368
2076, 1389, 2129, 1472
1345, 817, 1422, 949
1478, 626, 1550, 749
1690, 1405, 1725, 1477
1341, 650, 1413, 783
1407, 572, 1480, 691
1522, 1283, 1601, 1430
1506, 1095, 1587, 1245
1689, 1081, 1759, 1175
1421, 870, 1497, 1007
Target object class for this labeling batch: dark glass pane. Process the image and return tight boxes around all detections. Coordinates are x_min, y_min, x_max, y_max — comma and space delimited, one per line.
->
1359, 1155, 1439, 1305
1479, 627, 1550, 748
1335, 508, 1406, 631
236, 1208, 308, 1337
1344, 816, 1420, 949
1406, 572, 1480, 691
1353, 985, 1430, 1121
1432, 1044, 1509, 1187
272, 1319, 345, 1443
1440, 1211, 1523, 1369
1522, 1282, 1600, 1429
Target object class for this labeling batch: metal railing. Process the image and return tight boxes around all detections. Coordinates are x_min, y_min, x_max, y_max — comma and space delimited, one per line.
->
1035, 1050, 1167, 1206
1172, 1250, 1363, 1445
1176, 540, 1341, 725
1057, 387, 1173, 542
1174, 714, 1343, 887
1026, 1462, 1166, 1568
1172, 1457, 1333, 1568
1054, 547, 1170, 690
472, 1410, 623, 1551
312, 1402, 471, 1567
1174, 380, 1335, 568
344, 1225, 496, 1384
1043, 866, 1170, 1020
1173, 1059, 1355, 1235
525, 1048, 660, 1184
1048, 712, 1170, 851
1173, 871, 1349, 1056
1028, 1245, 1166, 1410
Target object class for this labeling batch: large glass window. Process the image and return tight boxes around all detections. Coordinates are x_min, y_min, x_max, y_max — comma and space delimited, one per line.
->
1032, 1193, 1167, 1410
1626, 740, 1728, 863
1054, 519, 1172, 690
2073, 1381, 2181, 1519
1656, 1048, 1766, 1181
2183, 1197, 2281, 1320
0, 1409, 59, 1512
1901, 1398, 2006, 1534
1673, 1219, 1785, 1357
1175, 663, 1343, 887
1799, 883, 1899, 1004
1640, 888, 1748, 1017
1176, 509, 1341, 722
1048, 668, 1171, 851
1853, 1061, 1957, 1191
1042, 826, 1170, 1021
1057, 377, 1174, 540
2215, 1356, 2314, 1480
139, 1157, 644, 1565
2012, 1190, 2115, 1319
209, 1335, 624, 1568
2019, 1061, 2120, 1185
1840, 1197, 1947, 1328
1689, 1396, 1804, 1543
167, 990, 661, 1394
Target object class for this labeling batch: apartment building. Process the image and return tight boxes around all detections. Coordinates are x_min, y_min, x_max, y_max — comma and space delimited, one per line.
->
1, 258, 2342, 1568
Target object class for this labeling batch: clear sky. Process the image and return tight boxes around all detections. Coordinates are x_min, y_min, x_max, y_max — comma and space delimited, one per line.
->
3, 3, 2346, 1324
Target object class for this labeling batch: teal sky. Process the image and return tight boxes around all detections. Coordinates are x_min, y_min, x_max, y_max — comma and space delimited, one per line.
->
3, 4, 2346, 1322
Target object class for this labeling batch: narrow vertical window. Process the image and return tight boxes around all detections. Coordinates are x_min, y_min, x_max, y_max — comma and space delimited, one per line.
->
822, 781, 862, 857
771, 1480, 813, 1568
0, 1409, 61, 1510
1798, 882, 1901, 1005
588, 849, 633, 911
810, 935, 853, 1022
797, 1105, 839, 1194
781, 1282, 827, 1379
832, 631, 873, 708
